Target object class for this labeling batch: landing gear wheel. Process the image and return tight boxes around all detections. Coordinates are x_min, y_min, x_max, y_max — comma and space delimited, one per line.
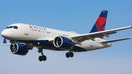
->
70, 52, 74, 57
39, 55, 47, 61
66, 52, 74, 58
66, 52, 70, 58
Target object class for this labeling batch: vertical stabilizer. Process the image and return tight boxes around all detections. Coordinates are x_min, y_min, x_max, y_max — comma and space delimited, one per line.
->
90, 10, 108, 33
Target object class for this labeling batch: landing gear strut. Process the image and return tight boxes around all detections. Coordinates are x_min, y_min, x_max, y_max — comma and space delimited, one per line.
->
66, 52, 74, 58
38, 49, 47, 61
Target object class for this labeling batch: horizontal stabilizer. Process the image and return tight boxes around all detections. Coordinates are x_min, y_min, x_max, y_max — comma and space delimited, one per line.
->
101, 38, 131, 43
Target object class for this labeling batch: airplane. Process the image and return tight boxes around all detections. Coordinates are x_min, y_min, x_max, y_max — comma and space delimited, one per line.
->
1, 10, 132, 61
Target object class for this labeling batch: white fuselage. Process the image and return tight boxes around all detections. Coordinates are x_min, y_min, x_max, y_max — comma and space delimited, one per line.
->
1, 23, 111, 52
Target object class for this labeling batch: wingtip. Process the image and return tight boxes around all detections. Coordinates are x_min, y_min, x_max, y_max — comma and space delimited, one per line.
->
128, 25, 132, 28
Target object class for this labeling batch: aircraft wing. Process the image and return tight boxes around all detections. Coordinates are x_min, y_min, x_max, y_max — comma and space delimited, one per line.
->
71, 26, 132, 42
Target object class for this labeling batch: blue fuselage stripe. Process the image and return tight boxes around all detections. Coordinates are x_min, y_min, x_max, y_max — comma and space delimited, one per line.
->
16, 40, 87, 52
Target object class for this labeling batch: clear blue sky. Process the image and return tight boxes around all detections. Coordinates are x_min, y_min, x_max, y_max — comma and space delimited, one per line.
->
0, 0, 132, 74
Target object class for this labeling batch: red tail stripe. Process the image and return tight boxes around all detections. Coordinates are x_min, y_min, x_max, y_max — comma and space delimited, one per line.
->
95, 17, 106, 31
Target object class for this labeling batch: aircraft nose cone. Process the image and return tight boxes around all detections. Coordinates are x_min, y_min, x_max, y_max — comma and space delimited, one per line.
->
1, 30, 10, 38
1, 30, 6, 37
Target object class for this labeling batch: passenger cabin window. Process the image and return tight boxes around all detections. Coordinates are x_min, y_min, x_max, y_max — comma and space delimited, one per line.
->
6, 26, 18, 29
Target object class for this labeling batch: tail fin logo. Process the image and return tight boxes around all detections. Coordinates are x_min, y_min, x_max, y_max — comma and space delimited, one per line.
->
90, 10, 108, 33
95, 16, 106, 31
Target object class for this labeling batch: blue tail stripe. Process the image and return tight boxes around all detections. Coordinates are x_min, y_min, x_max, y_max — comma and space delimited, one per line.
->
90, 25, 97, 33
99, 10, 108, 17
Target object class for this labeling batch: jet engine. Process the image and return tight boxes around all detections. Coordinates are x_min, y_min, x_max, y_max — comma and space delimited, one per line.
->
10, 42, 31, 55
53, 36, 73, 49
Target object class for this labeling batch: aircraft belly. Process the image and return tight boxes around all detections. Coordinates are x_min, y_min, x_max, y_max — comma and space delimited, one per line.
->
74, 39, 111, 52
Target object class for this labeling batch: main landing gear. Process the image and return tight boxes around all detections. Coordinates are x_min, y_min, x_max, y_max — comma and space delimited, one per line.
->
38, 49, 74, 61
38, 49, 47, 61
66, 52, 74, 58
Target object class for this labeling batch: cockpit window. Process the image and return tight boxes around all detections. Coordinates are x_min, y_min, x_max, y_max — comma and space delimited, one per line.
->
13, 26, 18, 29
6, 26, 18, 29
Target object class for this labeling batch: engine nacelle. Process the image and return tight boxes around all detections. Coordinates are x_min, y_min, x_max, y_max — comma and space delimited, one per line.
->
10, 43, 30, 55
53, 36, 73, 49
